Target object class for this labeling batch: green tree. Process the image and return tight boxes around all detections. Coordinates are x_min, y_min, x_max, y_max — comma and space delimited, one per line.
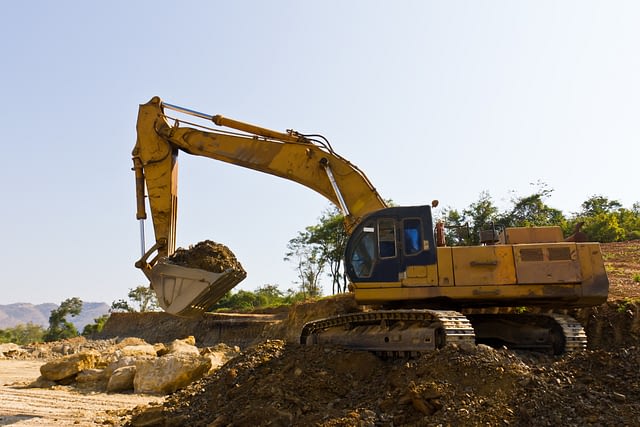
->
440, 185, 568, 245
110, 286, 159, 313
618, 206, 640, 240
110, 299, 134, 313
571, 195, 640, 242
127, 286, 159, 312
463, 191, 500, 245
285, 228, 326, 298
281, 287, 308, 304
500, 184, 565, 228
580, 195, 622, 217
306, 207, 349, 294
0, 323, 45, 345
284, 206, 350, 296
440, 191, 499, 245
209, 285, 307, 312
254, 284, 284, 306
581, 212, 625, 242
212, 290, 264, 311
82, 315, 109, 337
439, 208, 470, 246
44, 297, 83, 342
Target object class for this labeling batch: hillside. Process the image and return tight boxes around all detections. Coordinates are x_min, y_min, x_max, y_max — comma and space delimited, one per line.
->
0, 302, 109, 330
600, 240, 640, 300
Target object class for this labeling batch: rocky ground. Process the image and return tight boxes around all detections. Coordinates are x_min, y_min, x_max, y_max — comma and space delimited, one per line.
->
1, 241, 638, 426
126, 240, 640, 426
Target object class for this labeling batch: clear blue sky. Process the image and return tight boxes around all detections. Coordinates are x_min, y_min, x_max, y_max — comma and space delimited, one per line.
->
1, 1, 638, 304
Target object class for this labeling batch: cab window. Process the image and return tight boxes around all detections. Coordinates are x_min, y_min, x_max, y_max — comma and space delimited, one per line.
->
378, 219, 397, 258
403, 218, 422, 255
349, 225, 376, 278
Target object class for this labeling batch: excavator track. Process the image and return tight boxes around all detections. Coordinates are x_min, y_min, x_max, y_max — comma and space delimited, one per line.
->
463, 309, 587, 354
550, 313, 588, 353
301, 309, 475, 357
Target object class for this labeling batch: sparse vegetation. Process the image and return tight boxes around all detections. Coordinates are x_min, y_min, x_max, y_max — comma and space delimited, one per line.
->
616, 297, 640, 313
43, 297, 83, 342
0, 322, 45, 345
209, 285, 309, 312
440, 188, 640, 245
81, 314, 109, 337
110, 286, 160, 313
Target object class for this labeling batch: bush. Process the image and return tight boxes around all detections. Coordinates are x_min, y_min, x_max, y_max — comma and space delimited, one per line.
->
0, 322, 45, 345
43, 297, 82, 342
82, 315, 109, 337
209, 285, 310, 312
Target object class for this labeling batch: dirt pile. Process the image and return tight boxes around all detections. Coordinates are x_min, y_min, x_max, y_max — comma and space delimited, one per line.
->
131, 340, 639, 426
166, 240, 245, 275
576, 301, 640, 350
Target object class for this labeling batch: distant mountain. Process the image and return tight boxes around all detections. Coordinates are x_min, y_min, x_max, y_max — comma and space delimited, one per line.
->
0, 302, 110, 330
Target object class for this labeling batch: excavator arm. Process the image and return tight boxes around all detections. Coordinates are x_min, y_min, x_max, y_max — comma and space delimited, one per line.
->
131, 97, 608, 354
132, 96, 386, 315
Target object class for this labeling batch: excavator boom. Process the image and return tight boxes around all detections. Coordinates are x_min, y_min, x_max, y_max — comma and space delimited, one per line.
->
132, 97, 386, 315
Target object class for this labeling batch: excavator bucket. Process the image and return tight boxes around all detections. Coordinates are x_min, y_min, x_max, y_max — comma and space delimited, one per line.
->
149, 262, 247, 317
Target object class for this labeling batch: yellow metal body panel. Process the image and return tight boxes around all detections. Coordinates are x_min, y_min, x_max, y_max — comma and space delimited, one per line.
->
436, 247, 454, 286
401, 264, 438, 286
503, 226, 563, 244
451, 246, 517, 286
575, 243, 610, 304
353, 283, 582, 305
351, 242, 609, 308
513, 243, 581, 284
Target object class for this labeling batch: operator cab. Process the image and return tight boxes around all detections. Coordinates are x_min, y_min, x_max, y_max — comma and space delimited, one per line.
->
345, 206, 437, 283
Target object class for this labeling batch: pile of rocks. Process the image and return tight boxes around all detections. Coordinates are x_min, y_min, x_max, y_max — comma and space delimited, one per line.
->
0, 343, 26, 358
29, 336, 239, 395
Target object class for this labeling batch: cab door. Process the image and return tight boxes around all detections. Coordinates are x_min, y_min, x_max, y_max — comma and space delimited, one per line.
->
345, 206, 437, 283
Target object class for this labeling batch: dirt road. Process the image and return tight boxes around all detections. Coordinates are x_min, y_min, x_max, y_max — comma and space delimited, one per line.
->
0, 360, 163, 426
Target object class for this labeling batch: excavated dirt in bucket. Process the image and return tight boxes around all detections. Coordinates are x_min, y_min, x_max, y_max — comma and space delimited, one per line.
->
165, 240, 245, 274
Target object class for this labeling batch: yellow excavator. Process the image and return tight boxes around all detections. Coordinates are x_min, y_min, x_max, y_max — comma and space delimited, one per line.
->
132, 97, 609, 354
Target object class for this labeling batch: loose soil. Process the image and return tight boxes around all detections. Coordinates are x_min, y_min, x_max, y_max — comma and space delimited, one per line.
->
166, 240, 245, 275
600, 240, 640, 300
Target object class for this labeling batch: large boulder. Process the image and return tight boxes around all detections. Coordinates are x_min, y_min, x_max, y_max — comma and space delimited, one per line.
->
76, 368, 106, 384
107, 365, 137, 392
166, 337, 200, 356
0, 343, 24, 358
40, 350, 100, 381
134, 353, 212, 394
105, 355, 138, 376
201, 343, 240, 372
119, 344, 157, 357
